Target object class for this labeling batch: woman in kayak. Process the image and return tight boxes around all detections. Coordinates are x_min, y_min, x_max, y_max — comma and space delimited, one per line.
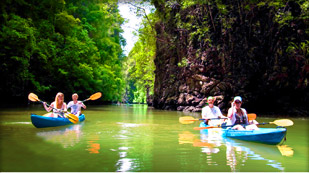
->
227, 96, 258, 130
67, 93, 86, 116
43, 92, 67, 118
202, 96, 227, 126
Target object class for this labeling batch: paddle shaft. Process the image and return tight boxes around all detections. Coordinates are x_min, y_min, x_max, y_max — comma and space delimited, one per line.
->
223, 122, 286, 127
191, 117, 228, 121
82, 99, 90, 103
202, 117, 227, 120
188, 114, 255, 122
41, 101, 67, 117
194, 123, 249, 130
195, 120, 290, 130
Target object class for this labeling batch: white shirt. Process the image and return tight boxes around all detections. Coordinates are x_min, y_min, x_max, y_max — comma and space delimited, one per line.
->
201, 106, 223, 126
67, 101, 85, 115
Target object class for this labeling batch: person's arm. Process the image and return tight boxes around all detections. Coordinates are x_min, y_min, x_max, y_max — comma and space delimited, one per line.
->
201, 107, 207, 119
229, 101, 237, 117
227, 107, 233, 119
67, 101, 72, 109
201, 107, 210, 125
43, 102, 53, 112
80, 101, 86, 109
63, 103, 67, 112
216, 107, 225, 118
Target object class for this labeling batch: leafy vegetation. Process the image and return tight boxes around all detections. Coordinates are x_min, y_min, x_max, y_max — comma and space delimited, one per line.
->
0, 0, 125, 102
151, 0, 308, 114
123, 5, 156, 103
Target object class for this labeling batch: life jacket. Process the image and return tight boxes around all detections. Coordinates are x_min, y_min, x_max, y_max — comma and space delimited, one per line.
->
234, 110, 248, 125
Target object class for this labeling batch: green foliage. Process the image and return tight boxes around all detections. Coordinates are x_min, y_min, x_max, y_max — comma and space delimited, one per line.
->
150, 0, 309, 112
177, 58, 188, 67
0, 0, 126, 102
0, 14, 39, 95
123, 12, 157, 103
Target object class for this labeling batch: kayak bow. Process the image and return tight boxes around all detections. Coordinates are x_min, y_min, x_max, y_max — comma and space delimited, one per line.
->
31, 113, 85, 128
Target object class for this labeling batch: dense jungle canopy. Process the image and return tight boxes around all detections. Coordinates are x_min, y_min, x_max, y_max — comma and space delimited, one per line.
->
0, 0, 308, 116
1, 0, 126, 103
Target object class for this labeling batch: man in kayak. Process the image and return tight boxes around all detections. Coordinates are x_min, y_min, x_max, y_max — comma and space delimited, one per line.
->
202, 96, 227, 126
227, 96, 258, 130
67, 93, 86, 116
43, 92, 67, 118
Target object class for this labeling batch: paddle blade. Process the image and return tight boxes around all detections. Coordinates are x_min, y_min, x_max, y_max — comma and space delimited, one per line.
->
89, 92, 102, 101
28, 93, 40, 102
248, 113, 257, 120
272, 119, 294, 126
65, 113, 79, 124
179, 116, 198, 124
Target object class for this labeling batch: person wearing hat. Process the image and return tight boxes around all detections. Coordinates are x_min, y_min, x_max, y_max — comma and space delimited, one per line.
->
201, 96, 227, 126
227, 96, 258, 130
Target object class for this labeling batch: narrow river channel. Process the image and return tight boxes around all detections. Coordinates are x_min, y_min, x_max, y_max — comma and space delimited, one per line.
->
0, 104, 308, 172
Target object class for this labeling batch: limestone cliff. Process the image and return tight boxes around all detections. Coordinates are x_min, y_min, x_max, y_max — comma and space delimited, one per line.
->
151, 0, 308, 115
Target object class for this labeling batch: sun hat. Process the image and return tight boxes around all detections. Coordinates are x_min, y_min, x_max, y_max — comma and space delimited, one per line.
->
233, 96, 242, 102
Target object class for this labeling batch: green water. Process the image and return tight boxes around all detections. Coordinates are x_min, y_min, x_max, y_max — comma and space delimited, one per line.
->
0, 104, 308, 172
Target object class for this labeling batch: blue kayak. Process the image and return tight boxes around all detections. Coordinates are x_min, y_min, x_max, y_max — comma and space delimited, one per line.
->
199, 122, 286, 145
31, 113, 85, 128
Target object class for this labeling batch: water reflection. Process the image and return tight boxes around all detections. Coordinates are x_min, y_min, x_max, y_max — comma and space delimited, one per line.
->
223, 137, 294, 171
277, 145, 294, 156
87, 134, 100, 154
36, 123, 83, 148
113, 107, 152, 172
178, 131, 217, 152
178, 129, 294, 172
116, 147, 136, 172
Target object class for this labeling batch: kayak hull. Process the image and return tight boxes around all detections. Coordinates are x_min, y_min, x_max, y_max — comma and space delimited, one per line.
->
223, 128, 286, 145
199, 122, 286, 145
31, 114, 85, 128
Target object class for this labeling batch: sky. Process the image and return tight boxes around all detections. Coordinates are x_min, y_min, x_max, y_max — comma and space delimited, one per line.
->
118, 3, 152, 56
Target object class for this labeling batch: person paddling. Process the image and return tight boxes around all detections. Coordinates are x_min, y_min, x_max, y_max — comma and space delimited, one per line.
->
201, 96, 227, 126
227, 96, 258, 130
43, 92, 67, 118
67, 93, 86, 116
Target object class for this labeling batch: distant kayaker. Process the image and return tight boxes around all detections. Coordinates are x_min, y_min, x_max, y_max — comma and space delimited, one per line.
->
43, 92, 67, 118
202, 96, 227, 126
227, 96, 258, 130
67, 93, 86, 116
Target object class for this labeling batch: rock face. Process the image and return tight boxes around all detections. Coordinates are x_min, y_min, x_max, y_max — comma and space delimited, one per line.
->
151, 1, 309, 115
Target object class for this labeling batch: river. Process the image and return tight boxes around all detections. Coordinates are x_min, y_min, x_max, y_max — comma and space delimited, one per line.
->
0, 104, 308, 172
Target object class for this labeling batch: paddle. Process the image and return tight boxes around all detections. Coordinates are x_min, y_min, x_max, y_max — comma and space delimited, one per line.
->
258, 119, 294, 126
28, 93, 79, 124
82, 92, 102, 102
179, 116, 228, 125
180, 113, 257, 125
194, 119, 294, 130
